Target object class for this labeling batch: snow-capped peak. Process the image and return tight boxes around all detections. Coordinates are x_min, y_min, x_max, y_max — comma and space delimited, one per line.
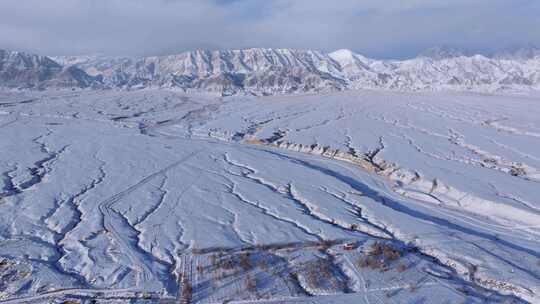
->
329, 49, 356, 62
329, 49, 370, 64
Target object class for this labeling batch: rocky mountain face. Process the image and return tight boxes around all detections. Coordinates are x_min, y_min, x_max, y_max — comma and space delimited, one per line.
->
0, 49, 100, 89
55, 49, 347, 95
328, 49, 540, 91
3, 48, 540, 94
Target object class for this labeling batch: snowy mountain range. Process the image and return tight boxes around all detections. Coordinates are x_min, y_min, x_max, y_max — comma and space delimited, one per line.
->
2, 48, 540, 94
0, 49, 100, 90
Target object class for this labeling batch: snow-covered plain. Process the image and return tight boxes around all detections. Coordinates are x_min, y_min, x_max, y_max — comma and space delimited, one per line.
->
0, 89, 539, 303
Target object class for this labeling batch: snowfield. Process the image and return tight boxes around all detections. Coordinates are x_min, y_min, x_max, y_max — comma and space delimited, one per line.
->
0, 89, 539, 303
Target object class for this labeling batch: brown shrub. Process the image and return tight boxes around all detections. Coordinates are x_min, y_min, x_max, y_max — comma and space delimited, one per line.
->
397, 263, 407, 273
368, 258, 386, 270
510, 166, 526, 177
382, 245, 401, 261
358, 257, 370, 268
196, 265, 204, 274
319, 261, 333, 279
358, 256, 386, 270
239, 252, 252, 270
256, 259, 268, 270
369, 242, 383, 256
255, 243, 272, 251
245, 274, 257, 292
181, 281, 193, 303
302, 259, 333, 288
219, 258, 235, 270
319, 239, 334, 250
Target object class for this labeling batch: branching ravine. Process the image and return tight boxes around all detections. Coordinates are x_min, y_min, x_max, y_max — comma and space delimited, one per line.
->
132, 174, 169, 227
344, 134, 361, 158
2, 92, 538, 302
483, 117, 540, 138
248, 126, 539, 241
222, 192, 255, 246
405, 102, 477, 125
141, 103, 221, 138
252, 147, 539, 300
249, 129, 392, 177
364, 136, 385, 168
221, 152, 283, 193
489, 183, 540, 215
0, 166, 21, 198
286, 183, 364, 237
9, 130, 70, 196
396, 132, 450, 162
0, 235, 91, 288
56, 150, 106, 241
450, 234, 539, 296
233, 107, 322, 142
94, 151, 201, 288
233, 117, 274, 141
368, 113, 540, 183
292, 107, 346, 132
111, 204, 180, 270
153, 169, 253, 248
147, 193, 189, 258
448, 128, 540, 183
221, 152, 383, 241
43, 150, 109, 288
154, 171, 203, 253
490, 138, 540, 163
217, 172, 324, 242
318, 186, 394, 239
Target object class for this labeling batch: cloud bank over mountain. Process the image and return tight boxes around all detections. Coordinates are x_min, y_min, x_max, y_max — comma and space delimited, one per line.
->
0, 0, 539, 58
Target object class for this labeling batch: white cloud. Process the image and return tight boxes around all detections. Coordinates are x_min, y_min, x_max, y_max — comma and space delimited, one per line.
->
0, 0, 538, 58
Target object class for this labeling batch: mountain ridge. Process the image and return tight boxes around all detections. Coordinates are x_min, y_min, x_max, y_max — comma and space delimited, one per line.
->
0, 49, 101, 90
2, 48, 539, 95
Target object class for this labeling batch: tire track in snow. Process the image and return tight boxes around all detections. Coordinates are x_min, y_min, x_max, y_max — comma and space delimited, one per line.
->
0, 114, 18, 129
155, 172, 203, 251
97, 150, 202, 287
132, 174, 168, 227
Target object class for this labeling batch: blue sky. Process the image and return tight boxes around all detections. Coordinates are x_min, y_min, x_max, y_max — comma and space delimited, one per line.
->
0, 0, 539, 58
